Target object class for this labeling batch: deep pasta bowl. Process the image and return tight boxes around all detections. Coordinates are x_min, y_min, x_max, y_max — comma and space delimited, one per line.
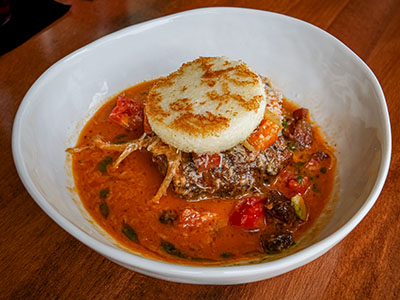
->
12, 7, 391, 284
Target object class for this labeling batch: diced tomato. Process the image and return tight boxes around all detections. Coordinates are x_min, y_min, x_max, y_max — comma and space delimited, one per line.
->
179, 208, 216, 229
192, 153, 222, 172
243, 118, 280, 151
143, 113, 153, 135
305, 158, 320, 172
278, 169, 310, 195
109, 94, 144, 130
288, 176, 310, 195
278, 169, 295, 183
229, 198, 265, 229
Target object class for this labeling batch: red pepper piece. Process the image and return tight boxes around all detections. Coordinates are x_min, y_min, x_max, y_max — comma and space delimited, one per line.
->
192, 153, 222, 172
109, 94, 144, 130
229, 198, 265, 229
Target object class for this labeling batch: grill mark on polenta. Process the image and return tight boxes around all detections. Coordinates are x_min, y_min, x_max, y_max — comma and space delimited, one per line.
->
224, 74, 258, 86
145, 91, 170, 121
201, 79, 216, 87
170, 112, 229, 137
234, 63, 259, 82
169, 98, 193, 112
231, 94, 264, 111
205, 84, 262, 112
144, 56, 267, 152
202, 67, 236, 79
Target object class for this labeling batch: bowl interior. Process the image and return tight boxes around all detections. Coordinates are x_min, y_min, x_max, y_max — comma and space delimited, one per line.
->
13, 8, 390, 283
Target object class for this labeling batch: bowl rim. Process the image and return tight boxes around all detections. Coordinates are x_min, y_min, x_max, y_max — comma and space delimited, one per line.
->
12, 7, 392, 284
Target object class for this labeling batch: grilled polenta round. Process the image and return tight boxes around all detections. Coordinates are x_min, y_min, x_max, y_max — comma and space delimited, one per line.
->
145, 57, 267, 153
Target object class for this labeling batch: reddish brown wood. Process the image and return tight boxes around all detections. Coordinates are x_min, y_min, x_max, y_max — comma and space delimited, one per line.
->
1, 0, 399, 299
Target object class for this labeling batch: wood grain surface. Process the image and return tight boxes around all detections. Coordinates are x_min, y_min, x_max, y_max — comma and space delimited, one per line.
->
1, 0, 399, 299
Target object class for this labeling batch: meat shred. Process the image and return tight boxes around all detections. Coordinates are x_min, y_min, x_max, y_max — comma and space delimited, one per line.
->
152, 136, 292, 200
286, 108, 314, 150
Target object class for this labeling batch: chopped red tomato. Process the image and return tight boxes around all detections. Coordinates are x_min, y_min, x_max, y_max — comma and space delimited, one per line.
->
305, 158, 320, 172
192, 153, 222, 172
278, 169, 310, 195
243, 118, 280, 151
143, 113, 153, 135
288, 176, 310, 195
229, 198, 265, 229
109, 94, 144, 130
278, 169, 294, 182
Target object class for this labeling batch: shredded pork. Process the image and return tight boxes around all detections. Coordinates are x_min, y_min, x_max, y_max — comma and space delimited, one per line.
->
68, 134, 182, 203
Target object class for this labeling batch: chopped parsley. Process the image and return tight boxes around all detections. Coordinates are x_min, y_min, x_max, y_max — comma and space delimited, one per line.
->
98, 156, 113, 174
297, 175, 303, 183
122, 225, 138, 242
160, 241, 187, 258
99, 188, 109, 199
282, 118, 288, 129
220, 252, 235, 259
99, 203, 109, 218
312, 184, 320, 193
296, 161, 305, 173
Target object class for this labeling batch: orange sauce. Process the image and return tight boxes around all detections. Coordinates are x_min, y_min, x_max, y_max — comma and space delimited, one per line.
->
71, 80, 336, 265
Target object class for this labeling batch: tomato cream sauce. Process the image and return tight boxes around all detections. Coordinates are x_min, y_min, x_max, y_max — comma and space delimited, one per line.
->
71, 80, 336, 265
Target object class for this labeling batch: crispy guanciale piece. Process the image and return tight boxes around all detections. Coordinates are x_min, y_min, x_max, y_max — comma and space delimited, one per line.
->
260, 232, 294, 254
285, 108, 313, 150
265, 190, 297, 225
159, 210, 178, 225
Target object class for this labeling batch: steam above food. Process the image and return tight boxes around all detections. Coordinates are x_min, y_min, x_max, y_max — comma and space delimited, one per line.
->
145, 57, 268, 153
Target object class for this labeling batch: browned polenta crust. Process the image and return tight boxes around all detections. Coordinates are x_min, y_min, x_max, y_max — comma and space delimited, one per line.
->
145, 57, 263, 138
170, 112, 229, 137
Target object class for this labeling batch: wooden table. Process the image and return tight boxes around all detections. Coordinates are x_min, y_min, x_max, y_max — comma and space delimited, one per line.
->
1, 0, 399, 299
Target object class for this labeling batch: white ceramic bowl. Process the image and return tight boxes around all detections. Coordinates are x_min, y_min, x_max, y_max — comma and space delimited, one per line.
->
12, 7, 391, 284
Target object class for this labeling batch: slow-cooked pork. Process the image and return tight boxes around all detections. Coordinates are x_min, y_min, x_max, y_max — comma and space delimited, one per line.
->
152, 136, 292, 200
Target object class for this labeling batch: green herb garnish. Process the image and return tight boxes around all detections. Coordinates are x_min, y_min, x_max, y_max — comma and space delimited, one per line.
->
99, 203, 109, 218
288, 144, 296, 151
99, 188, 109, 199
220, 252, 234, 259
159, 210, 178, 225
320, 167, 327, 174
160, 241, 187, 258
296, 161, 305, 173
115, 134, 127, 140
122, 225, 138, 242
98, 156, 113, 174
113, 134, 127, 144
312, 184, 320, 193
191, 257, 215, 262
282, 118, 288, 129
297, 175, 303, 183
